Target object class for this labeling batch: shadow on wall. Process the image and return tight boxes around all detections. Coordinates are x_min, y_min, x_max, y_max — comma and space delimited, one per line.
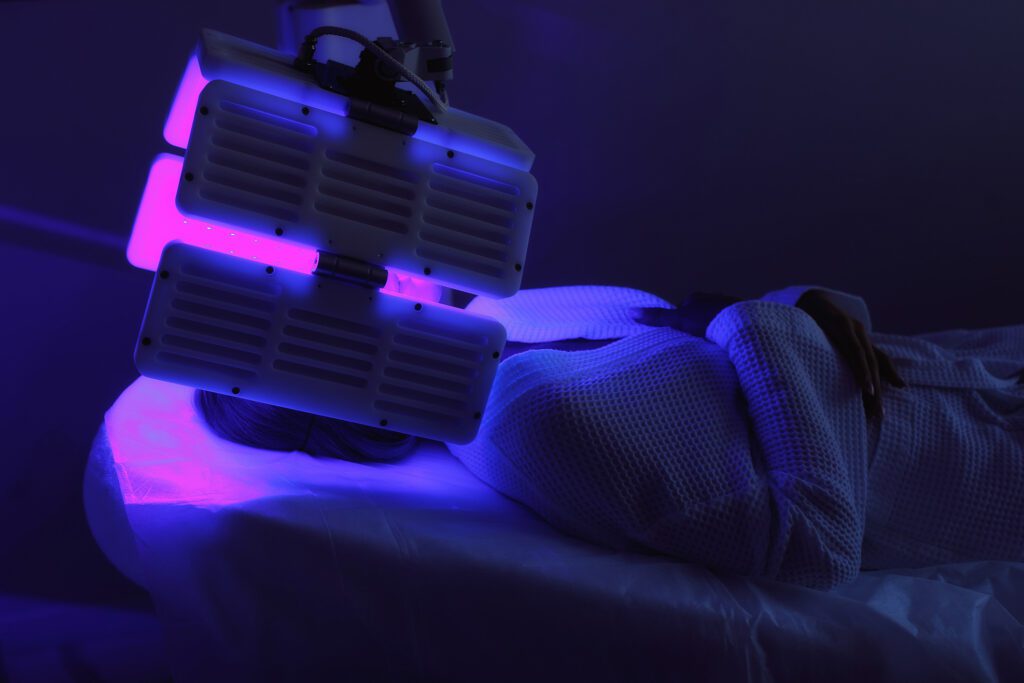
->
0, 0, 277, 621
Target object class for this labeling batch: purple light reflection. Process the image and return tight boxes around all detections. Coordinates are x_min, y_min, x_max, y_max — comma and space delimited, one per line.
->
126, 154, 319, 274
163, 53, 208, 149
105, 377, 495, 510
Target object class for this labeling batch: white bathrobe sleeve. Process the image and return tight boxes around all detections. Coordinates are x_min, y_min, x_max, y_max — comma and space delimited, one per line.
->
706, 301, 870, 587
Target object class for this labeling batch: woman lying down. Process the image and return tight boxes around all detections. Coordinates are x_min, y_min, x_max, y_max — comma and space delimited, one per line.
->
196, 285, 1024, 590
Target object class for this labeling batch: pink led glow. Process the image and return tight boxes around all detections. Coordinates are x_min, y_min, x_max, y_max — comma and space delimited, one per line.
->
104, 377, 498, 510
127, 154, 319, 274
382, 270, 445, 303
163, 53, 209, 149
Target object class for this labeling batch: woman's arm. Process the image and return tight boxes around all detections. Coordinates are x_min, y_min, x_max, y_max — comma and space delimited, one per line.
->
706, 301, 871, 587
633, 288, 905, 417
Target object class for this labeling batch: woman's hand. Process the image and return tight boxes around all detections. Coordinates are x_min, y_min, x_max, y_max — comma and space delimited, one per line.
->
630, 292, 742, 337
796, 290, 905, 418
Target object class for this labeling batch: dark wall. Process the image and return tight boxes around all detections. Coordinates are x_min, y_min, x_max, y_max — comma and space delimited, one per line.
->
0, 0, 1021, 606
445, 0, 1024, 334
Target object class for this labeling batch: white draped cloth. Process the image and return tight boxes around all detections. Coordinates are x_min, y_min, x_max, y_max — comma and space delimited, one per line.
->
451, 286, 1024, 589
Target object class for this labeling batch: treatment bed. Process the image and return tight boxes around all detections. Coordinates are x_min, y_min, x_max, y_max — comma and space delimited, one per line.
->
86, 376, 1024, 682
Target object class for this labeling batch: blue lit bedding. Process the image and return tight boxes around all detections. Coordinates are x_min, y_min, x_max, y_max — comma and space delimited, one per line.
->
87, 377, 1024, 682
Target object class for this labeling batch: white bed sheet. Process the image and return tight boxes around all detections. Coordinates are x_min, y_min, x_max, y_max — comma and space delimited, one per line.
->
87, 377, 1024, 682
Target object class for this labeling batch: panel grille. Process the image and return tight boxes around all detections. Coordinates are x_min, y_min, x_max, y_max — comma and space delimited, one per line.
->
138, 245, 507, 443
416, 163, 519, 276
315, 149, 419, 235
198, 98, 316, 221
272, 307, 382, 387
159, 267, 276, 377
376, 323, 488, 422
179, 80, 536, 297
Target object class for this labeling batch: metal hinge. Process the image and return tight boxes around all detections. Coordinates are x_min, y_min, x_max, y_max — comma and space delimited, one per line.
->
314, 251, 389, 288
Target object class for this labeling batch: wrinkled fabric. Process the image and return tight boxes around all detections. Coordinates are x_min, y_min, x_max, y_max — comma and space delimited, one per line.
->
454, 286, 1024, 588
90, 378, 1024, 682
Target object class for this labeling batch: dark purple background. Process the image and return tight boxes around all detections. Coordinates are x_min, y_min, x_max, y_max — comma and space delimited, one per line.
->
0, 0, 1021, 674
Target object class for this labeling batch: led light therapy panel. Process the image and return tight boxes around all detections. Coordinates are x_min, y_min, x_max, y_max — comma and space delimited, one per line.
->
131, 25, 537, 442
183, 29, 535, 172
178, 79, 536, 298
136, 244, 506, 444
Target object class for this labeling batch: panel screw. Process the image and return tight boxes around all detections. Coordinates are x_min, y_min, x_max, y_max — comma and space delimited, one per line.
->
379, 419, 389, 427
141, 337, 151, 346
301, 106, 310, 116
526, 201, 534, 210
514, 263, 522, 272
414, 303, 422, 311
423, 267, 432, 275
184, 172, 194, 182
492, 351, 500, 359
199, 106, 209, 116
266, 266, 274, 274
446, 150, 455, 158
474, 411, 482, 420
231, 387, 240, 395
159, 270, 169, 279
275, 227, 284, 236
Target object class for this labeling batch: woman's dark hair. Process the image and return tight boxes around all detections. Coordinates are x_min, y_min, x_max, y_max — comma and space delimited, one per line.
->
194, 390, 417, 462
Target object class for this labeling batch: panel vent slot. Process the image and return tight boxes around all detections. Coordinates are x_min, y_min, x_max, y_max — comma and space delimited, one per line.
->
214, 102, 316, 154
378, 383, 467, 412
313, 197, 409, 235
170, 299, 272, 330
287, 309, 380, 338
282, 326, 378, 356
324, 149, 420, 184
424, 194, 512, 229
156, 352, 258, 379
220, 100, 318, 137
166, 317, 267, 348
208, 150, 307, 189
419, 231, 508, 263
211, 132, 311, 171
180, 263, 282, 295
415, 247, 504, 278
422, 210, 511, 245
317, 181, 412, 218
161, 334, 262, 365
392, 334, 482, 363
277, 342, 373, 375
387, 350, 479, 379
272, 359, 368, 388
382, 366, 470, 395
198, 187, 301, 223
321, 163, 415, 200
202, 169, 303, 206
176, 281, 275, 312
432, 164, 519, 196
374, 400, 460, 425
396, 319, 489, 347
